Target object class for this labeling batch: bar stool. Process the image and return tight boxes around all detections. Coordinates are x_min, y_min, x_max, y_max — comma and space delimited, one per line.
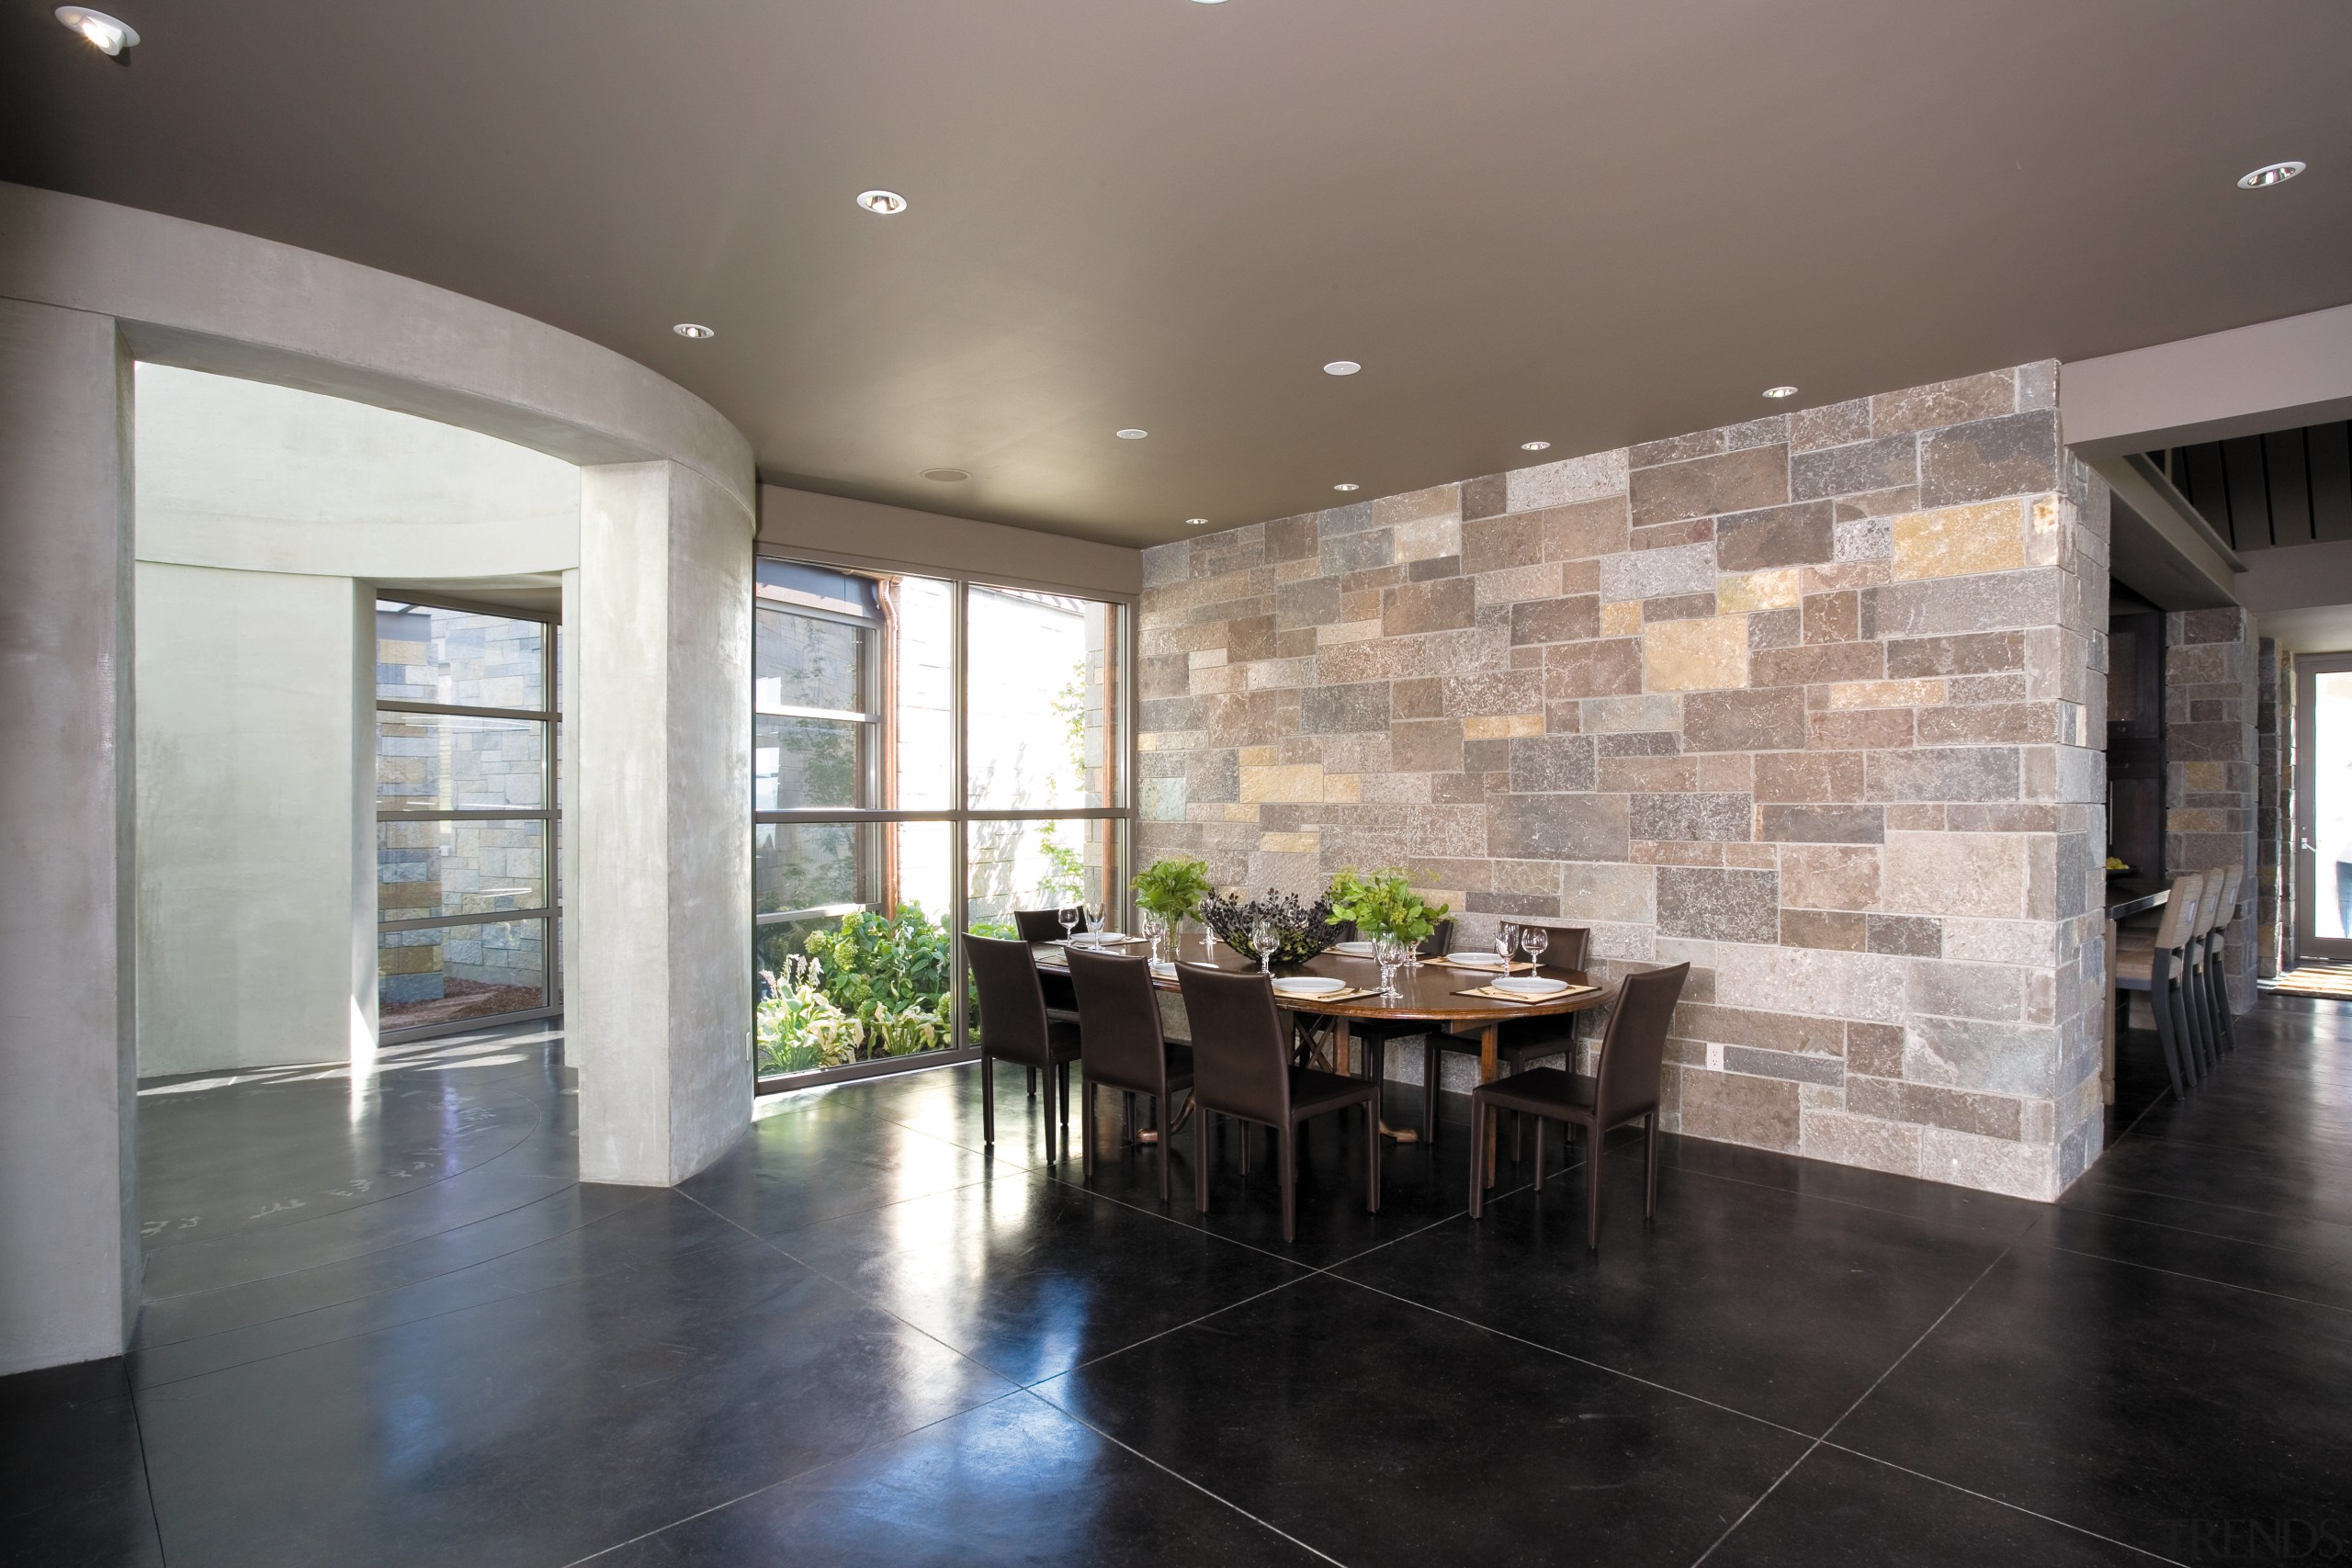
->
2113, 872, 2204, 1100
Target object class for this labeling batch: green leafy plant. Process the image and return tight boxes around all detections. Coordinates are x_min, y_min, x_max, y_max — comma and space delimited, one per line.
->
1327, 867, 1449, 946
755, 956, 865, 1076
753, 907, 954, 1072
1131, 854, 1213, 924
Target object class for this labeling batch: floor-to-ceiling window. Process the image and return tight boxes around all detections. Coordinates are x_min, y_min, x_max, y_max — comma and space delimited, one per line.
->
376, 598, 560, 1038
752, 558, 1129, 1086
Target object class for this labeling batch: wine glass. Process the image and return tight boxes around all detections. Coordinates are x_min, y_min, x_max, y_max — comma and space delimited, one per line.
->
1495, 920, 1518, 967
1083, 899, 1105, 941
1058, 904, 1079, 944
1141, 910, 1164, 966
1375, 935, 1403, 999
1521, 925, 1549, 974
1250, 917, 1278, 976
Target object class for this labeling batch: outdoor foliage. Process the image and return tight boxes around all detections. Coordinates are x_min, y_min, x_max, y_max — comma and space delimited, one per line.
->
1326, 867, 1449, 945
754, 906, 953, 1077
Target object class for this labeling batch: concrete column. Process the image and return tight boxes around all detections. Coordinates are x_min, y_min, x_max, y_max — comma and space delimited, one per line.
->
572, 461, 752, 1185
0, 299, 138, 1371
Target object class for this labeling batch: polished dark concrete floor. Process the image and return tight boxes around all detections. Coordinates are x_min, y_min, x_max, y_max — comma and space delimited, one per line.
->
7, 999, 2351, 1567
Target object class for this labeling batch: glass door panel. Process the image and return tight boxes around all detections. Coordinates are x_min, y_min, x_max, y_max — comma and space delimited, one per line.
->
2297, 658, 2352, 957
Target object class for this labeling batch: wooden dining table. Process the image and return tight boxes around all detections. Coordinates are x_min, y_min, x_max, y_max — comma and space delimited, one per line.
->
1033, 934, 1612, 1185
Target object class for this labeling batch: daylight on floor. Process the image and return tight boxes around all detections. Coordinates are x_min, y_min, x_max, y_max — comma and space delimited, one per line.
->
4, 5, 2349, 1565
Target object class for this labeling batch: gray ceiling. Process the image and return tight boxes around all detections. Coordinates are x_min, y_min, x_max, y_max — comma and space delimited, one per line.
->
6, 1, 2349, 548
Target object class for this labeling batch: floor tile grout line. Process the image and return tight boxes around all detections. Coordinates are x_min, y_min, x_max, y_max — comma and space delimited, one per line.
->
2069, 1172, 2352, 1233
1810, 1440, 2192, 1566
2040, 1240, 2352, 1316
121, 1358, 170, 1567
1323, 1271, 1822, 1447
2052, 1195, 2352, 1252
1652, 1157, 2044, 1246
1685, 1232, 2028, 1568
133, 1184, 668, 1345
1044, 1403, 1353, 1568
554, 1384, 1045, 1567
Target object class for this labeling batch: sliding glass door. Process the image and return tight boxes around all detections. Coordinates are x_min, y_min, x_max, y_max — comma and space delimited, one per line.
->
375, 597, 560, 1038
752, 559, 1130, 1086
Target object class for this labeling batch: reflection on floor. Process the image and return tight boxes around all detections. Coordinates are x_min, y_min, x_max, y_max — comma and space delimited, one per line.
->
2262, 961, 2352, 1000
6, 999, 2350, 1566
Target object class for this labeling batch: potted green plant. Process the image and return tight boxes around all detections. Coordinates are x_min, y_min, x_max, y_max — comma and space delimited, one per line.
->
1327, 867, 1448, 946
1131, 854, 1213, 962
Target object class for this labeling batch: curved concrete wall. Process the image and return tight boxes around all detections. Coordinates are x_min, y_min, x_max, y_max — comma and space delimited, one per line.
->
0, 182, 756, 1372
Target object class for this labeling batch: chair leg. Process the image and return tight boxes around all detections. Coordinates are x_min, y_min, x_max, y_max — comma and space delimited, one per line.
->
981, 1052, 996, 1147
1645, 1111, 1660, 1220
1240, 1122, 1251, 1176
1532, 1114, 1546, 1188
1059, 1060, 1072, 1138
1193, 1106, 1211, 1214
1082, 1080, 1097, 1179
1279, 1124, 1297, 1243
1586, 1124, 1603, 1249
1423, 1039, 1441, 1146
2146, 975, 2189, 1100
2217, 946, 2239, 1053
1158, 1095, 1173, 1203
1513, 1110, 1523, 1166
1365, 1099, 1381, 1213
1026, 1066, 1037, 1099
1468, 1092, 1487, 1219
1124, 1089, 1137, 1136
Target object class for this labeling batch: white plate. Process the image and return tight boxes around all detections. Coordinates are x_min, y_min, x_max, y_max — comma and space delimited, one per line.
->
1272, 976, 1348, 997
1068, 931, 1128, 946
1492, 976, 1568, 997
1448, 952, 1510, 970
1329, 940, 1376, 957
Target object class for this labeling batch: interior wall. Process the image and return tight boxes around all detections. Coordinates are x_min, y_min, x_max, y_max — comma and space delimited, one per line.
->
134, 563, 365, 1074
132, 364, 582, 1077
1137, 363, 2112, 1201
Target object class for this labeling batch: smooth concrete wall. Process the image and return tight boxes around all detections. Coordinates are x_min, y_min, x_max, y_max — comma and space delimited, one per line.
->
1, 183, 756, 1371
759, 484, 1140, 598
134, 563, 363, 1075
574, 463, 753, 1184
132, 363, 584, 1077
0, 298, 139, 1374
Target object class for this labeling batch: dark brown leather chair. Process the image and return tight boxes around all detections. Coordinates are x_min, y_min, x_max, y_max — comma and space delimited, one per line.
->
1468, 961, 1689, 1247
1422, 923, 1592, 1143
963, 932, 1084, 1165
1066, 946, 1194, 1200
1013, 907, 1090, 942
1010, 908, 1090, 1097
1176, 963, 1381, 1242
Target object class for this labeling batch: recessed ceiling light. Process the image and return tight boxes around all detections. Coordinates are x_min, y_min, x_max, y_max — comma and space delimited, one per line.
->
855, 190, 909, 215
55, 6, 136, 54
1333, 483, 1361, 492
1521, 441, 1551, 452
673, 322, 715, 340
1185, 517, 1209, 526
1116, 429, 1148, 440
2237, 161, 2306, 189
922, 468, 970, 482
1323, 360, 1362, 376
1762, 385, 1799, 399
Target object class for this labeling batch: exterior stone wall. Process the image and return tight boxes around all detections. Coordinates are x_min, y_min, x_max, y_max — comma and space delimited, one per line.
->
2165, 609, 2260, 1008
1136, 363, 2111, 1200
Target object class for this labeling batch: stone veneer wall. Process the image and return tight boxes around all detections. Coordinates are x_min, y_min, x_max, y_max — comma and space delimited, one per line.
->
2165, 609, 2261, 1008
1136, 363, 2112, 1200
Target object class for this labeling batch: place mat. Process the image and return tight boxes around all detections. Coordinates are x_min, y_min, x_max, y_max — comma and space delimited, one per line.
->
1272, 986, 1382, 1005
1454, 983, 1600, 1005
1427, 954, 1537, 973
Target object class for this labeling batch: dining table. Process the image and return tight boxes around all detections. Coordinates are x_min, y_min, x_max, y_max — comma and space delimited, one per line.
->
1032, 932, 1613, 1186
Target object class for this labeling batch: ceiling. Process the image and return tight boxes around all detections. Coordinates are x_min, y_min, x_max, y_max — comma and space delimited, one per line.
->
6, 2, 2349, 548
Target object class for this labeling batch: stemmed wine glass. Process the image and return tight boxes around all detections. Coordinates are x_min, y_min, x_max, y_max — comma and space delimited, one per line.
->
1495, 920, 1519, 968
1250, 917, 1278, 976
1141, 910, 1164, 965
1521, 925, 1549, 975
1083, 899, 1104, 942
1058, 904, 1080, 945
1375, 935, 1404, 998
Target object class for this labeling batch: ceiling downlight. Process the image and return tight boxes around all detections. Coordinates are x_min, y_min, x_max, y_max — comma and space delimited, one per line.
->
1762, 385, 1799, 399
1323, 360, 1362, 376
2237, 161, 2306, 189
921, 468, 970, 482
55, 6, 136, 54
673, 322, 715, 340
855, 190, 909, 215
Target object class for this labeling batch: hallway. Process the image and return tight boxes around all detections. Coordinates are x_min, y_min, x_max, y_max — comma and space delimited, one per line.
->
9, 998, 2351, 1566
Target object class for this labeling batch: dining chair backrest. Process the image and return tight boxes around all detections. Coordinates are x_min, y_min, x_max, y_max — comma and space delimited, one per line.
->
2202, 865, 2242, 939
2151, 873, 2205, 953
1175, 963, 1290, 1127
1593, 963, 1690, 1126
1419, 919, 1456, 957
1518, 923, 1591, 971
964, 932, 1054, 1066
1065, 946, 1166, 1086
1013, 908, 1088, 943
